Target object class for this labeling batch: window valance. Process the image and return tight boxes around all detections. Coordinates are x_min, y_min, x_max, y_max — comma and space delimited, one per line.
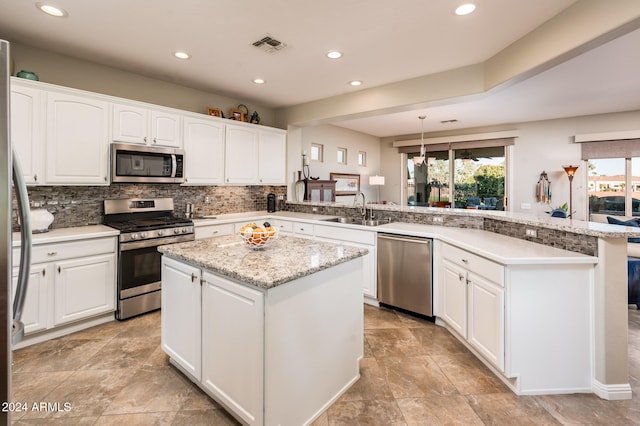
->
396, 137, 514, 154
581, 139, 640, 160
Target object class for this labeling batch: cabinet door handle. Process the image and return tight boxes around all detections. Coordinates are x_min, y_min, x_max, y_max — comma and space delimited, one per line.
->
191, 273, 197, 282
153, 138, 157, 144
458, 273, 465, 281
144, 136, 147, 143
461, 258, 468, 264
47, 251, 57, 256
42, 269, 45, 277
212, 230, 219, 235
57, 266, 61, 273
34, 174, 38, 181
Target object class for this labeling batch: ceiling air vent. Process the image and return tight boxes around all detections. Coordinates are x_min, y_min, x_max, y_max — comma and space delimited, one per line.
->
252, 35, 287, 53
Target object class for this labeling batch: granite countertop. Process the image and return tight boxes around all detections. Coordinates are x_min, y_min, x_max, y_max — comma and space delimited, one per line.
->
375, 223, 597, 265
158, 234, 368, 289
12, 224, 119, 247
285, 201, 640, 239
192, 210, 332, 225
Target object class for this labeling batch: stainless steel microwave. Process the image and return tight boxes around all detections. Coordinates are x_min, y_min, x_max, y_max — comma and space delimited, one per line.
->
111, 143, 185, 183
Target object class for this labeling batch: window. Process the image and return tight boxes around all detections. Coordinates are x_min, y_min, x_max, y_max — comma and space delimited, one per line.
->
453, 146, 505, 210
337, 147, 347, 165
405, 146, 506, 209
588, 157, 639, 217
407, 151, 449, 206
582, 138, 640, 217
311, 143, 323, 162
358, 151, 367, 167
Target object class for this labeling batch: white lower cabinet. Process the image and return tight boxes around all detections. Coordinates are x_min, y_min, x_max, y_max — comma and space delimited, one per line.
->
467, 272, 504, 370
161, 257, 202, 380
54, 254, 116, 325
441, 259, 469, 337
12, 264, 48, 334
12, 236, 117, 340
314, 224, 377, 302
440, 243, 504, 371
201, 271, 264, 426
161, 258, 264, 425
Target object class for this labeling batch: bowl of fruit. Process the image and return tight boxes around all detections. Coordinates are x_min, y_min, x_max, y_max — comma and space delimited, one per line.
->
239, 222, 278, 249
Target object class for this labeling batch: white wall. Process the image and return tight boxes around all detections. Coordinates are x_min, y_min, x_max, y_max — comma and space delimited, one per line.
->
302, 111, 640, 220
9, 41, 279, 128
291, 125, 382, 204
376, 109, 640, 221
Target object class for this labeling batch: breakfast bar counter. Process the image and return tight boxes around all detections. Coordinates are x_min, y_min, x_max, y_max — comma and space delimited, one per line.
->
158, 235, 366, 426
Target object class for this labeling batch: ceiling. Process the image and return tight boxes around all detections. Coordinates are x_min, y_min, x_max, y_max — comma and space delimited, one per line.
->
1, 0, 639, 137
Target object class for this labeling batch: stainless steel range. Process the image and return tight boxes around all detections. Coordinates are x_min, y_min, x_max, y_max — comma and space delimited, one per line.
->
103, 198, 194, 320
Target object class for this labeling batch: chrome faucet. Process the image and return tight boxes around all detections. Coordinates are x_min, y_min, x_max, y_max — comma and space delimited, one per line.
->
354, 192, 366, 219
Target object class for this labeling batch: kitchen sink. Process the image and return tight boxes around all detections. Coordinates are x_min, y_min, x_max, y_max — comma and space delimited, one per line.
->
323, 217, 388, 227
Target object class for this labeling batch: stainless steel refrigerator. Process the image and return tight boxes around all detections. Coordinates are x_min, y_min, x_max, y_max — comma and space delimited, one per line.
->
1, 39, 32, 425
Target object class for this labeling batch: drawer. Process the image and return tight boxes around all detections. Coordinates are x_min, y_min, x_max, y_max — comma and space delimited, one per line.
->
16, 237, 117, 266
314, 224, 375, 245
195, 223, 234, 239
441, 243, 504, 286
292, 222, 314, 237
270, 219, 293, 233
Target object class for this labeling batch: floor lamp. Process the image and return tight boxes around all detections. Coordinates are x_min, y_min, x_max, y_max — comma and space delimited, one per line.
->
562, 165, 579, 218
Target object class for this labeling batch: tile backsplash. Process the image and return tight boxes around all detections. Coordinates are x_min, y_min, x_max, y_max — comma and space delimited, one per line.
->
13, 184, 287, 230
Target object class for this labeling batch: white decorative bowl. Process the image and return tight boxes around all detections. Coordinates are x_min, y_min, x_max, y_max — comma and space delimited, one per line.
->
239, 225, 278, 249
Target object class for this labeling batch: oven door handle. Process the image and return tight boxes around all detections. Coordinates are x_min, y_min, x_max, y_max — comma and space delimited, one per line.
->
120, 234, 194, 251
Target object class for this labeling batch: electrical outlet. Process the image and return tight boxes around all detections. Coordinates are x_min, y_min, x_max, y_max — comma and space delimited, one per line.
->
312, 207, 318, 212
525, 229, 537, 238
205, 196, 210, 203
277, 195, 284, 201
433, 216, 444, 223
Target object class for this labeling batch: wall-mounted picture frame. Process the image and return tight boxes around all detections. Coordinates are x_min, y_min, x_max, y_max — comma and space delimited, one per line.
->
330, 172, 360, 196
229, 109, 246, 122
207, 108, 223, 118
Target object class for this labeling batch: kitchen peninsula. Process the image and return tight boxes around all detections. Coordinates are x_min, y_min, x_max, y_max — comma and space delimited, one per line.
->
158, 234, 367, 426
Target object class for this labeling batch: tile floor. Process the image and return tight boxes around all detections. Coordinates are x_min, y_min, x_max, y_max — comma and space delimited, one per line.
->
10, 305, 640, 425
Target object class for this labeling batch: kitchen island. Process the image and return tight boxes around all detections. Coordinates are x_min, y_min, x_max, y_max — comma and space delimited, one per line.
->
158, 234, 367, 426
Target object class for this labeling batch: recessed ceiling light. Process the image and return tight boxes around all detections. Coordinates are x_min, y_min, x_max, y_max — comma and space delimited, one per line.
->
253, 78, 266, 84
36, 3, 67, 17
327, 51, 342, 59
349, 80, 362, 86
455, 3, 476, 15
173, 51, 191, 60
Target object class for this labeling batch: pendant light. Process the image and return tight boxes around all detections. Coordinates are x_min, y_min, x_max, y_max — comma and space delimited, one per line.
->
413, 116, 426, 166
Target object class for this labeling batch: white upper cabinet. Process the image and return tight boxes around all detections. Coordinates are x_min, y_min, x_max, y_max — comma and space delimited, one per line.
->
225, 124, 259, 184
45, 90, 110, 185
182, 115, 225, 185
151, 109, 182, 147
113, 102, 182, 148
10, 84, 42, 185
258, 129, 286, 185
10, 79, 286, 186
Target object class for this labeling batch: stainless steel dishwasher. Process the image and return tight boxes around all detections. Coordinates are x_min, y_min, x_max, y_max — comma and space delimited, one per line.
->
377, 233, 433, 317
